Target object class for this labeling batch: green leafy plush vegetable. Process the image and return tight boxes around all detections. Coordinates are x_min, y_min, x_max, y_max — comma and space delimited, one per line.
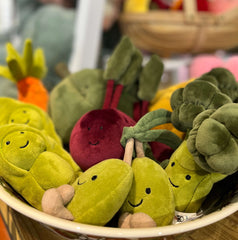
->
170, 77, 232, 132
187, 103, 238, 175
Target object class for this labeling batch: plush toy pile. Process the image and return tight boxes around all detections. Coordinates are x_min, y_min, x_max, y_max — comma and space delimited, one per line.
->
0, 37, 237, 229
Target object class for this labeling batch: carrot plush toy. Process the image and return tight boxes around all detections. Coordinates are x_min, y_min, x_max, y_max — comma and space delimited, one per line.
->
0, 39, 48, 111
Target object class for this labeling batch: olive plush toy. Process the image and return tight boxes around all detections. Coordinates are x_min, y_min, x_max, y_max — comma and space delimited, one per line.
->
0, 123, 81, 210
118, 109, 182, 228
41, 141, 133, 226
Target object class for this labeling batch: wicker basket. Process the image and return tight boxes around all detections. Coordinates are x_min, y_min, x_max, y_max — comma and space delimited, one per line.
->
119, 0, 238, 57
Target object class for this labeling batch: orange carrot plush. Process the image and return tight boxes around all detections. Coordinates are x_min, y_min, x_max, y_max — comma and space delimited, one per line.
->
0, 39, 48, 111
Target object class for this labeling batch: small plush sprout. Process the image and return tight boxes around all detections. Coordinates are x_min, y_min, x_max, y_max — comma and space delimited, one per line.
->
42, 140, 134, 226
170, 78, 232, 132
0, 39, 48, 111
187, 103, 238, 175
165, 141, 226, 213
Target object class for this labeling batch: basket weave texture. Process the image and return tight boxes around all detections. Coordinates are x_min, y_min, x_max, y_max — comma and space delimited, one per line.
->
119, 0, 238, 57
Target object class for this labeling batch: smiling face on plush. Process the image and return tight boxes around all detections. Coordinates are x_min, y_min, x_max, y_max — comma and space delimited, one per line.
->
165, 141, 226, 213
120, 157, 175, 226
69, 108, 135, 170
66, 158, 133, 225
8, 107, 44, 130
1, 128, 47, 170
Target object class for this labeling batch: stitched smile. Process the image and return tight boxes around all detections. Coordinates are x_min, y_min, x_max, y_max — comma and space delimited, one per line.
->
20, 140, 29, 149
24, 119, 30, 124
89, 141, 99, 146
128, 199, 143, 208
169, 178, 179, 188
77, 180, 86, 185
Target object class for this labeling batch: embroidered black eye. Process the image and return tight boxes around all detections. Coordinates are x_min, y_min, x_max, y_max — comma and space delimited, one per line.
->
23, 110, 27, 113
100, 126, 103, 130
171, 162, 175, 167
186, 175, 191, 180
91, 175, 97, 181
88, 127, 90, 130
20, 132, 24, 134
145, 188, 151, 194
11, 119, 14, 122
6, 141, 10, 145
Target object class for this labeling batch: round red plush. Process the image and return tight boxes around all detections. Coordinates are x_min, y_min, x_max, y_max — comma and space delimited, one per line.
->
69, 108, 136, 171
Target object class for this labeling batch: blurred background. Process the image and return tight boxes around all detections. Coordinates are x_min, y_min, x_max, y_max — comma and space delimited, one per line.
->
1, 0, 238, 97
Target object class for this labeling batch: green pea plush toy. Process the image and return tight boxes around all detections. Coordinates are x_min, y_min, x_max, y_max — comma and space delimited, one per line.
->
41, 142, 133, 226
0, 123, 81, 210
0, 97, 62, 145
165, 140, 226, 213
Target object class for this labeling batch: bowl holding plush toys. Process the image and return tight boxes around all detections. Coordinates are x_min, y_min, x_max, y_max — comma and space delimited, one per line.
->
0, 37, 237, 239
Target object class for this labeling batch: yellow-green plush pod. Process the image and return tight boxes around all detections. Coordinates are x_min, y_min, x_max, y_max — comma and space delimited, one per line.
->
120, 157, 175, 227
0, 97, 62, 145
66, 159, 133, 225
0, 124, 81, 210
165, 141, 226, 213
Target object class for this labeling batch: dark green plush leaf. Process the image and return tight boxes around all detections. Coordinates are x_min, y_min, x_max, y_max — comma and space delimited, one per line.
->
7, 58, 24, 81
138, 54, 164, 101
119, 49, 143, 86
103, 36, 135, 81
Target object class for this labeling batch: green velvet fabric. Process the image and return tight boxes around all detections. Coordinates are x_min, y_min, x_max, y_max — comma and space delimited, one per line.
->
0, 124, 81, 210
138, 55, 164, 101
201, 67, 238, 102
0, 97, 62, 145
187, 103, 238, 175
170, 78, 232, 132
165, 141, 226, 213
49, 37, 163, 144
120, 157, 175, 226
49, 69, 106, 143
66, 159, 133, 225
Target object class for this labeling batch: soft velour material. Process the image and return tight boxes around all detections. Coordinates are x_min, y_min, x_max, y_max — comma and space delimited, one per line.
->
0, 124, 81, 210
43, 158, 133, 226
187, 103, 238, 175
170, 77, 232, 132
70, 108, 136, 171
0, 97, 62, 145
120, 157, 175, 227
165, 141, 226, 213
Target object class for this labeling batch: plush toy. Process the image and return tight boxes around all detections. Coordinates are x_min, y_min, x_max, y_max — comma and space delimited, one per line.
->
69, 39, 165, 170
165, 141, 226, 213
0, 39, 48, 111
41, 141, 133, 226
0, 97, 62, 145
119, 140, 175, 227
0, 123, 81, 210
187, 103, 238, 175
49, 36, 162, 145
170, 71, 233, 132
118, 109, 181, 227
